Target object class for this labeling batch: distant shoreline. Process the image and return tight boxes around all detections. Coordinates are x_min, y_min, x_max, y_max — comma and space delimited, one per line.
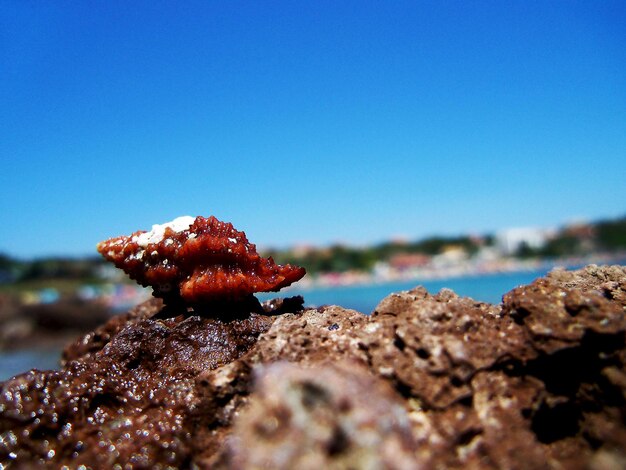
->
284, 253, 626, 292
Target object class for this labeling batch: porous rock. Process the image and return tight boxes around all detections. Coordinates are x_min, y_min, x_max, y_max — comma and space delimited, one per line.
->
222, 361, 417, 470
2, 265, 626, 469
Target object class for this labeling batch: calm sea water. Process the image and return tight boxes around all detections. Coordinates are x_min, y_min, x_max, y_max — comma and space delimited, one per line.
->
1, 269, 550, 381
0, 347, 63, 381
258, 267, 551, 314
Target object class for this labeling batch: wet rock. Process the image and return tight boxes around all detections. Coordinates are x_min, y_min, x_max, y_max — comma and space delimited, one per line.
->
62, 297, 164, 363
2, 266, 626, 469
0, 299, 283, 468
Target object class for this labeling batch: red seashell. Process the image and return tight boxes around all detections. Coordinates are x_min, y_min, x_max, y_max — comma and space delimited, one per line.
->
97, 216, 306, 303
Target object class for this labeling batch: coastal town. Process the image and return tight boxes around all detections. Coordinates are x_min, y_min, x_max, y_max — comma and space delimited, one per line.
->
271, 216, 626, 289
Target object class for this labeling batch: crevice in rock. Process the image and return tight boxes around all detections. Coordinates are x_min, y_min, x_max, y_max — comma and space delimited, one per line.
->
393, 333, 406, 352
494, 329, 626, 446
531, 400, 581, 443
326, 426, 350, 456
456, 427, 482, 446
416, 347, 430, 359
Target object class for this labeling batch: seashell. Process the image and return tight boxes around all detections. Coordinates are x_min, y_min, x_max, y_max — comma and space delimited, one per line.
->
97, 215, 306, 303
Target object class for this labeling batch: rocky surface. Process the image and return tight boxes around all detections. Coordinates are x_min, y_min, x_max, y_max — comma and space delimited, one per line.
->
1, 265, 626, 469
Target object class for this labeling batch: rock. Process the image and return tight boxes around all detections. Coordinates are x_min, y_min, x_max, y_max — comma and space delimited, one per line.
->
221, 361, 417, 470
0, 298, 280, 468
1, 265, 626, 469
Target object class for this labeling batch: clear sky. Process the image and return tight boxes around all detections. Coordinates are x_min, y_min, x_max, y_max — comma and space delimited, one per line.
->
2, 1, 625, 259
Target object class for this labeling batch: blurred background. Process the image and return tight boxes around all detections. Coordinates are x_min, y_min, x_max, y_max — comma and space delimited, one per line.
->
1, 1, 625, 378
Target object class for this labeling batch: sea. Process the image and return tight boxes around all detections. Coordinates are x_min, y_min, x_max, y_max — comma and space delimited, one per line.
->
258, 268, 552, 313
0, 268, 553, 381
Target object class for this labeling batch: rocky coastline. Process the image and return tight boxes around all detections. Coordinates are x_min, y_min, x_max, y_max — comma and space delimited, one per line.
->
1, 265, 626, 469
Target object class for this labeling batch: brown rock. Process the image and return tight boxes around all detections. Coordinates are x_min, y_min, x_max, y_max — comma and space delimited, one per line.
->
368, 287, 533, 408
0, 298, 283, 468
2, 265, 626, 469
502, 267, 626, 354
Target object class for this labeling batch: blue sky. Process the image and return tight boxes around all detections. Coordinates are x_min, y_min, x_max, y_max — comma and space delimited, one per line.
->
1, 1, 625, 258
